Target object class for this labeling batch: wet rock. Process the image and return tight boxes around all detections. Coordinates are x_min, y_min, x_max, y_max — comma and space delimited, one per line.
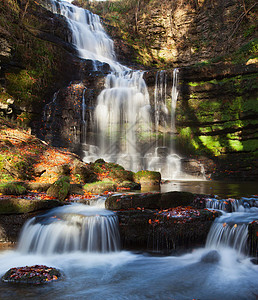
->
106, 191, 195, 210
201, 250, 221, 263
248, 220, 258, 258
0, 212, 39, 243
181, 158, 205, 178
116, 207, 220, 254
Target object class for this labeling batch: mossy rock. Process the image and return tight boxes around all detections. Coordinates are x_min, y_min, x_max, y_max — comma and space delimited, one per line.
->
0, 182, 27, 195
83, 181, 117, 193
0, 198, 62, 214
117, 181, 141, 191
133, 171, 161, 186
72, 162, 98, 183
46, 176, 70, 201
106, 192, 161, 210
89, 160, 134, 183
2, 265, 62, 284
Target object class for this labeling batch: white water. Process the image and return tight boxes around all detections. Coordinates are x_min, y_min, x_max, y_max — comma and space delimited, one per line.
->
0, 247, 257, 299
17, 204, 120, 254
47, 0, 189, 179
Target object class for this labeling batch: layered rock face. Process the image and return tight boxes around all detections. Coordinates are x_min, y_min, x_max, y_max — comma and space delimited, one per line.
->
144, 63, 257, 180
105, 0, 257, 67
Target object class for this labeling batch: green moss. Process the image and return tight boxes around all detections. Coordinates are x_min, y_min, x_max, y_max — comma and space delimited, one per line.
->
83, 181, 117, 193
134, 170, 161, 186
0, 182, 27, 195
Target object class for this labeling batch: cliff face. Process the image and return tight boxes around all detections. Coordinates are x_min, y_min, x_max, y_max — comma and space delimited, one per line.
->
89, 0, 257, 68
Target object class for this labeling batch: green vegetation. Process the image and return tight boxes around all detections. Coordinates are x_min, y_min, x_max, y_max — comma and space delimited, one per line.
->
46, 176, 70, 201
0, 182, 27, 195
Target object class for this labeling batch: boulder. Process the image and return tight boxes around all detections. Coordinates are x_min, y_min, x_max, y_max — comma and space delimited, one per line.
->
83, 181, 117, 194
2, 265, 62, 284
46, 176, 70, 201
0, 182, 27, 195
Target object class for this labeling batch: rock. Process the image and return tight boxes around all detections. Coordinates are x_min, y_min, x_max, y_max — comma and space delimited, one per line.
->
201, 250, 221, 263
83, 181, 117, 193
69, 184, 84, 195
0, 212, 37, 242
105, 191, 195, 210
0, 182, 27, 195
116, 207, 220, 253
0, 198, 63, 214
2, 265, 62, 284
133, 170, 161, 187
71, 160, 98, 183
26, 182, 51, 192
46, 176, 70, 201
181, 158, 205, 178
248, 220, 258, 258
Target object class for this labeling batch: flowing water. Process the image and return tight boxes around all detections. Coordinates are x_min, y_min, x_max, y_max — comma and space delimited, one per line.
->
0, 196, 258, 299
45, 0, 186, 178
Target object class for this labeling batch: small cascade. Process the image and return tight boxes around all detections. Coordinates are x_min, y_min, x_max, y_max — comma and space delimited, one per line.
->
17, 204, 120, 254
206, 222, 249, 255
205, 196, 258, 212
205, 196, 258, 256
50, 0, 122, 71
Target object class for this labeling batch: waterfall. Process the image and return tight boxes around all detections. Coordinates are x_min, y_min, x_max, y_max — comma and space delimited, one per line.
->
17, 204, 121, 254
47, 0, 184, 178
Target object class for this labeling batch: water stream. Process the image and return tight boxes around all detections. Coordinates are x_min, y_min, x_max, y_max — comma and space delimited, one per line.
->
0, 197, 258, 299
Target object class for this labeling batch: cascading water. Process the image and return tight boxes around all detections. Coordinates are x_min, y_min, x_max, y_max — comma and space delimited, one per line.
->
17, 204, 120, 254
205, 196, 258, 256
46, 0, 186, 179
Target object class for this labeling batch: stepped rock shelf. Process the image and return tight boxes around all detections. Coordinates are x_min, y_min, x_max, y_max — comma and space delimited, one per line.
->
0, 190, 257, 258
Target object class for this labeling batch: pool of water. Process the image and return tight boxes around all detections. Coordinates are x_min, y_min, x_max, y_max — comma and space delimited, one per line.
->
159, 180, 257, 198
